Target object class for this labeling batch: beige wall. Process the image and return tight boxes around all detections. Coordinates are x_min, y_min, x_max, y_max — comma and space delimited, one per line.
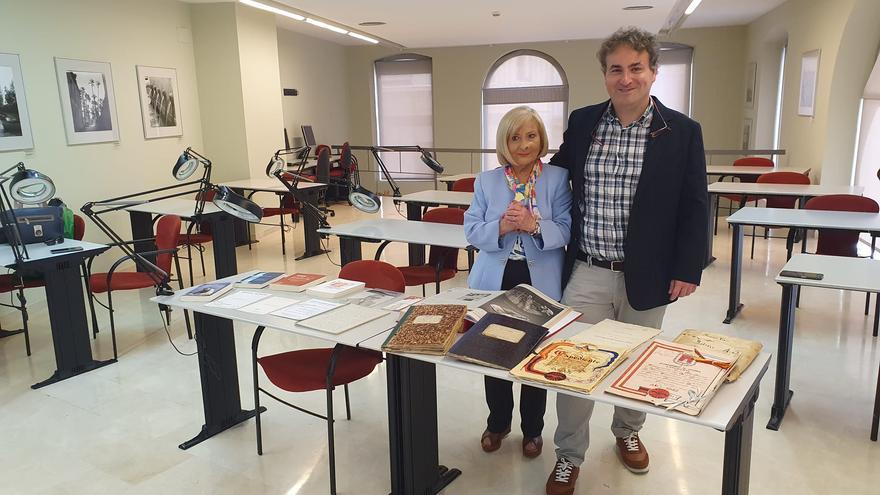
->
0, 0, 203, 244
746, 0, 880, 183
277, 29, 351, 149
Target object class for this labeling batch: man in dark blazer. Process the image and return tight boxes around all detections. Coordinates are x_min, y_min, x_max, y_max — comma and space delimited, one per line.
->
545, 27, 708, 495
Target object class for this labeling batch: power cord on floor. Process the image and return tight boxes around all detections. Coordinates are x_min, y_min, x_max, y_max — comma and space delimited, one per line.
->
162, 312, 197, 356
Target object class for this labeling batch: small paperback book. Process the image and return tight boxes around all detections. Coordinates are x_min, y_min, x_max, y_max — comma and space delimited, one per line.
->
469, 284, 580, 337
180, 281, 234, 302
305, 278, 366, 299
382, 304, 468, 355
235, 271, 286, 289
447, 313, 548, 370
270, 273, 327, 292
606, 339, 739, 416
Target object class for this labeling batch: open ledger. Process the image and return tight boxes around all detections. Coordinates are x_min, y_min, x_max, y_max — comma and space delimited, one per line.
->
509, 319, 660, 394
468, 284, 580, 337
606, 339, 738, 416
672, 330, 762, 382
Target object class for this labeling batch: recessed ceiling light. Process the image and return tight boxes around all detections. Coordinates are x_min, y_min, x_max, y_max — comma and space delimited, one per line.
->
359, 21, 386, 26
623, 5, 654, 10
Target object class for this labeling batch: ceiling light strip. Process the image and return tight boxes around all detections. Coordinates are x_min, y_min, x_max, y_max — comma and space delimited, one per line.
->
348, 31, 379, 44
684, 0, 704, 15
305, 17, 348, 34
239, 0, 304, 21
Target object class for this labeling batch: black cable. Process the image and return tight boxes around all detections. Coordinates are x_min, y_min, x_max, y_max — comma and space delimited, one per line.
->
161, 313, 197, 356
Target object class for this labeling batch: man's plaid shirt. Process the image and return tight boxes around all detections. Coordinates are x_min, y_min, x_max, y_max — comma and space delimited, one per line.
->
580, 102, 654, 261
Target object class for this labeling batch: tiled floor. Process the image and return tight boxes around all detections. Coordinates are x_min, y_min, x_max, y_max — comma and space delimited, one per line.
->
1, 202, 879, 494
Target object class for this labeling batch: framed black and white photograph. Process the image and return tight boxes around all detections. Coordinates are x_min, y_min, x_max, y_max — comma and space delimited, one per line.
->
798, 49, 821, 117
741, 118, 753, 150
0, 53, 34, 152
54, 57, 119, 145
136, 65, 182, 139
744, 62, 757, 109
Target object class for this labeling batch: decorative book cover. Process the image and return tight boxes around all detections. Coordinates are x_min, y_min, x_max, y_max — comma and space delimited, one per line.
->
448, 314, 548, 370
270, 273, 327, 292
382, 304, 468, 355
468, 284, 580, 335
235, 271, 285, 288
180, 281, 234, 301
305, 278, 366, 298
606, 340, 738, 416
673, 330, 762, 382
509, 340, 629, 394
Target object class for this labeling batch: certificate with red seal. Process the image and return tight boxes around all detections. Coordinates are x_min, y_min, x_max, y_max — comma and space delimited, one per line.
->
509, 340, 628, 393
606, 339, 738, 416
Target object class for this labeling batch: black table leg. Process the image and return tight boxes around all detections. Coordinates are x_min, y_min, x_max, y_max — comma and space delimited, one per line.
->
768, 283, 797, 430
722, 381, 758, 495
179, 213, 263, 449
296, 187, 330, 260
872, 357, 880, 441
32, 256, 116, 389
724, 223, 744, 323
229, 187, 254, 247
386, 355, 461, 495
705, 192, 717, 268
406, 203, 426, 267
129, 210, 157, 273
339, 237, 363, 265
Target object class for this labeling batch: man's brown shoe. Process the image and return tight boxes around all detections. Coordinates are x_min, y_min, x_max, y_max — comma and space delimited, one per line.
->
616, 433, 649, 473
522, 436, 543, 458
546, 456, 579, 495
480, 427, 510, 452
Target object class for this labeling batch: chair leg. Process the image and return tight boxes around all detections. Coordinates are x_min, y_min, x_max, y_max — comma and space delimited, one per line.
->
198, 245, 206, 277
326, 386, 337, 495
16, 288, 30, 356
866, 292, 871, 316
750, 226, 756, 260
343, 384, 352, 420
173, 253, 193, 340
86, 283, 100, 338
874, 293, 879, 338
186, 243, 195, 287
421, 285, 426, 297
435, 279, 441, 295
713, 195, 720, 236
107, 290, 118, 361
279, 200, 287, 256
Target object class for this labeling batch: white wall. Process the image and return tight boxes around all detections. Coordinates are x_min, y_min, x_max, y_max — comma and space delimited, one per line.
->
0, 0, 203, 244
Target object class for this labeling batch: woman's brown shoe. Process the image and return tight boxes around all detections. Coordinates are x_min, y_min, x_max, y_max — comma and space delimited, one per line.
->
480, 427, 511, 452
522, 436, 543, 458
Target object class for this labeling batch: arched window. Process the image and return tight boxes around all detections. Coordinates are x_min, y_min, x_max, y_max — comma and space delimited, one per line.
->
482, 50, 568, 170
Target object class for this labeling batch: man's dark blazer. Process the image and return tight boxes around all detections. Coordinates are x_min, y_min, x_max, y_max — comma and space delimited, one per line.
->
549, 96, 708, 311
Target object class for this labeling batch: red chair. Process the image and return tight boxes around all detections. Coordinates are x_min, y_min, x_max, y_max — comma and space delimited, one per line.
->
376, 207, 464, 295
744, 171, 811, 259
86, 215, 188, 359
251, 260, 394, 495
805, 194, 880, 335
451, 177, 476, 192
714, 156, 774, 235
0, 214, 88, 356
177, 190, 215, 284
260, 172, 303, 256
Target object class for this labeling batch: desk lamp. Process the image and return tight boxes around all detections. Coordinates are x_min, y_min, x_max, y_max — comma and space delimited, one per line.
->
0, 162, 57, 261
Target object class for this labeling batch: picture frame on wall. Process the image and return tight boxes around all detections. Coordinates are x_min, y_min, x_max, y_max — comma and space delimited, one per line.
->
136, 65, 182, 139
741, 118, 753, 150
0, 52, 35, 152
798, 49, 821, 117
54, 57, 119, 145
744, 62, 757, 109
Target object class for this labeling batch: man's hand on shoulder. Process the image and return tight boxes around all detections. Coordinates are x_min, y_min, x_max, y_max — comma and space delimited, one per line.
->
668, 280, 697, 301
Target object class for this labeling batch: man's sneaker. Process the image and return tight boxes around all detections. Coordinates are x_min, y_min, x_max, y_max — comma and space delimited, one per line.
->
546, 456, 579, 495
615, 433, 649, 473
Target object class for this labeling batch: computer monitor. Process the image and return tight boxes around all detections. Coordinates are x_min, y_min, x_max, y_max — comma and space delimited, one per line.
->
301, 125, 316, 147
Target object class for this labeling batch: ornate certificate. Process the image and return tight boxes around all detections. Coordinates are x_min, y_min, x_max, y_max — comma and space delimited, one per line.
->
510, 340, 629, 393
606, 340, 738, 416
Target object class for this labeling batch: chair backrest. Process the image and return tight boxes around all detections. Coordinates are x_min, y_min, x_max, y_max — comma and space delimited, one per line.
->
805, 194, 880, 257
73, 214, 86, 241
154, 215, 182, 275
339, 260, 406, 292
732, 157, 774, 184
339, 142, 357, 171
756, 171, 811, 209
193, 189, 216, 233
451, 177, 476, 192
316, 146, 331, 182
422, 207, 465, 270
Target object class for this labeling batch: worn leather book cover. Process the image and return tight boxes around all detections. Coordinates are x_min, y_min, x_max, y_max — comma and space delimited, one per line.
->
381, 304, 467, 355
448, 314, 548, 370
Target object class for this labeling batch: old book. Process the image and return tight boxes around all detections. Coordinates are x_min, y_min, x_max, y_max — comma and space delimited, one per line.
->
382, 304, 468, 355
509, 339, 630, 394
269, 273, 327, 292
305, 278, 366, 298
180, 281, 234, 302
297, 304, 388, 334
606, 339, 739, 416
469, 284, 580, 337
234, 271, 286, 289
673, 330, 762, 382
448, 314, 548, 370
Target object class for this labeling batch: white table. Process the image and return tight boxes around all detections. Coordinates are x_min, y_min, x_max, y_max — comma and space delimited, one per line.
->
397, 190, 473, 219
0, 240, 111, 388
706, 165, 810, 178
437, 173, 476, 190
771, 254, 880, 439
361, 287, 770, 495
219, 178, 329, 259
317, 218, 470, 267
723, 207, 880, 323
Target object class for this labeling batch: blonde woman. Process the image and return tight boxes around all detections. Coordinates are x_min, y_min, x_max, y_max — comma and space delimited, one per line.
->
464, 106, 572, 458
